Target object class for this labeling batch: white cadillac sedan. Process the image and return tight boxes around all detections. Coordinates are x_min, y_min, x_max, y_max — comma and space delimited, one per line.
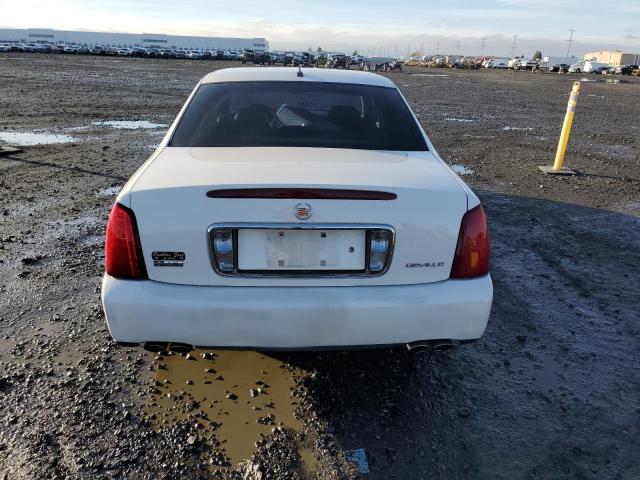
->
102, 67, 492, 352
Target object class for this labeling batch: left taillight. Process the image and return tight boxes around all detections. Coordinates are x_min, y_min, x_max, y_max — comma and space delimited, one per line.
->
105, 203, 147, 279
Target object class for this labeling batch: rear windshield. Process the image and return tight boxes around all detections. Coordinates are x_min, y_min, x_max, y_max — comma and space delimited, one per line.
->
169, 81, 427, 151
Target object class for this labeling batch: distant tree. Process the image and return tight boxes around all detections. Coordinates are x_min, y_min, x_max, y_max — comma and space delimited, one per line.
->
352, 50, 359, 56
317, 46, 323, 52
533, 50, 542, 60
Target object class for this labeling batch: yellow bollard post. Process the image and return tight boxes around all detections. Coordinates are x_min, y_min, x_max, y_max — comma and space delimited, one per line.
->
539, 81, 580, 175
553, 81, 580, 170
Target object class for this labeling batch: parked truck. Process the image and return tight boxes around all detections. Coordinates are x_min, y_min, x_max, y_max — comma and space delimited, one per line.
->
570, 60, 610, 74
583, 60, 610, 73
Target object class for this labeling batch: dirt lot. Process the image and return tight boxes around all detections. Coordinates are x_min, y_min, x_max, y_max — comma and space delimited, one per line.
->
0, 54, 639, 479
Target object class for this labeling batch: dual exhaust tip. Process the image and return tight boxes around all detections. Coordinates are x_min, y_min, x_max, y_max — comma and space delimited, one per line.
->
143, 341, 193, 354
406, 339, 457, 353
138, 340, 456, 354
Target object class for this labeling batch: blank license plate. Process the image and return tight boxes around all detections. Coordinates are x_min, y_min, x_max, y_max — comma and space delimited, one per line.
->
237, 229, 366, 271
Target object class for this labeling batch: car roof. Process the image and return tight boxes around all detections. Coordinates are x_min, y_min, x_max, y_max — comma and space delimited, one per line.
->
201, 67, 396, 88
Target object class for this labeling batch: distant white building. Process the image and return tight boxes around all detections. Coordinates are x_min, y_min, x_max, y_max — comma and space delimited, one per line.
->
0, 28, 269, 51
583, 50, 640, 67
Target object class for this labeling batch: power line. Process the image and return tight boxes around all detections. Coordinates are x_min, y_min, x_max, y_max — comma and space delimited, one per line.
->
566, 29, 575, 58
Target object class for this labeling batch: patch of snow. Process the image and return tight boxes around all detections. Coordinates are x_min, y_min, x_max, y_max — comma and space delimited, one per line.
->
97, 186, 122, 197
450, 164, 474, 175
0, 132, 77, 146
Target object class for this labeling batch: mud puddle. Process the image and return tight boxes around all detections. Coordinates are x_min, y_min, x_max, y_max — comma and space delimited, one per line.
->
145, 349, 306, 469
0, 131, 77, 146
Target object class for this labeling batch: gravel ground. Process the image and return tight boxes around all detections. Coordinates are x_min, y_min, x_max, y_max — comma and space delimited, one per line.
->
0, 54, 639, 479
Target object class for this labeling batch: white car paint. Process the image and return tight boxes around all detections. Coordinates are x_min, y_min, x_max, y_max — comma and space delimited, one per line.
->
200, 67, 394, 87
103, 275, 492, 348
102, 67, 492, 348
129, 148, 468, 287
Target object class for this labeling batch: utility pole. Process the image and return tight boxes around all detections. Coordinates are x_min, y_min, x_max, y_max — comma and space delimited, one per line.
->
510, 35, 518, 58
436, 41, 440, 56
481, 37, 486, 57
456, 40, 460, 56
420, 42, 424, 58
566, 29, 575, 58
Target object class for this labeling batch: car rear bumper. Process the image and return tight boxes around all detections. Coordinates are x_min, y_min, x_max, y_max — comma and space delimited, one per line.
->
101, 274, 493, 348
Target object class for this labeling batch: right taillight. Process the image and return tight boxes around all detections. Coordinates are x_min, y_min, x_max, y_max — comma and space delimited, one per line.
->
450, 205, 490, 279
105, 203, 147, 279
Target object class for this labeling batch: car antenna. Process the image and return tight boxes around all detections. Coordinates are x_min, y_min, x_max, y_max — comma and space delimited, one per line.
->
297, 63, 303, 78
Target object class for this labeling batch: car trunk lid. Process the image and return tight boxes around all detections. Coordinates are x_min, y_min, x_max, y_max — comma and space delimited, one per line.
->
129, 147, 468, 286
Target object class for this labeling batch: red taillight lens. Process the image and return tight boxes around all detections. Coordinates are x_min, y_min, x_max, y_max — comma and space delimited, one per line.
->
450, 205, 490, 279
105, 203, 147, 279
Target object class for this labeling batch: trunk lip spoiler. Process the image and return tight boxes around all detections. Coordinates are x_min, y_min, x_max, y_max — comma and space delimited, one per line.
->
206, 188, 397, 200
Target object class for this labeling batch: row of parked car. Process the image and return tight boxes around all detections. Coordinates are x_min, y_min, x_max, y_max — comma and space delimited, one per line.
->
241, 50, 368, 68
0, 42, 370, 68
482, 57, 639, 75
406, 54, 640, 76
568, 62, 639, 75
0, 41, 247, 60
0, 41, 378, 72
412, 56, 640, 75
4, 42, 636, 78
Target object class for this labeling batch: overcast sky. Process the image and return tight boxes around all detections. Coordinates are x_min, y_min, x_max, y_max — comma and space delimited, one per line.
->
1, 0, 639, 56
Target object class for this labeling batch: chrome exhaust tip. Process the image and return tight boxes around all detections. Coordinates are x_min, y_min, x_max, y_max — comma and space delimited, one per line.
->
143, 341, 168, 353
406, 340, 456, 353
406, 341, 432, 353
168, 342, 193, 354
431, 340, 456, 351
